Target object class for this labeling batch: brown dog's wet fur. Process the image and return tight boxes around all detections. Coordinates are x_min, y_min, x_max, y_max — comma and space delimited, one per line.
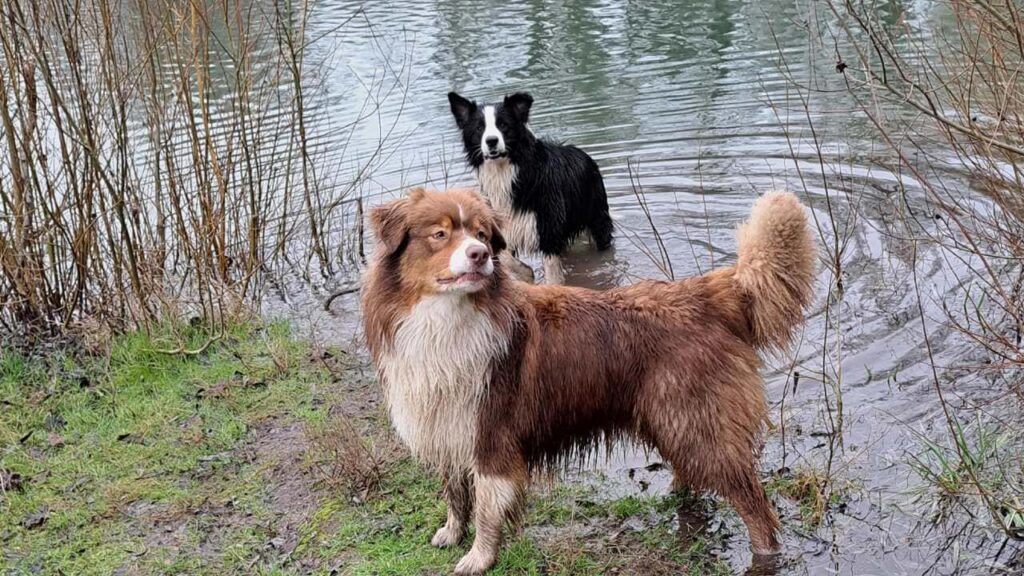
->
362, 187, 817, 575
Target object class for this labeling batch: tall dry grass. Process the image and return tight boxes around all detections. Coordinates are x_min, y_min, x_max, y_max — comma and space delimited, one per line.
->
0, 0, 369, 346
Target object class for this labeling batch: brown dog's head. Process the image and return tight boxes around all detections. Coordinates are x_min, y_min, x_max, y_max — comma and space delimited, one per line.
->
368, 187, 507, 296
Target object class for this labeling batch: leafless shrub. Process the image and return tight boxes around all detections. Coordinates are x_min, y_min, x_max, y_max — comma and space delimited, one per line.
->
0, 0, 393, 347
814, 0, 1024, 540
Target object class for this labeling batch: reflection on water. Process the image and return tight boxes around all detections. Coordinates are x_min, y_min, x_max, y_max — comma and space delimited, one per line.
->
245, 0, 1018, 574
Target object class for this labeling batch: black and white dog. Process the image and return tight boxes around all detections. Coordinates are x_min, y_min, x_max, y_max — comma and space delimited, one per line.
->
447, 92, 613, 284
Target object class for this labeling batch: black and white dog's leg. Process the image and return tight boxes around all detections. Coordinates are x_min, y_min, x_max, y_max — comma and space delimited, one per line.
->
542, 253, 565, 285
498, 251, 536, 284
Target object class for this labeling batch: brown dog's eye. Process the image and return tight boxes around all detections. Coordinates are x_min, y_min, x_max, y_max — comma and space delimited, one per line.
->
476, 230, 487, 241
432, 230, 447, 240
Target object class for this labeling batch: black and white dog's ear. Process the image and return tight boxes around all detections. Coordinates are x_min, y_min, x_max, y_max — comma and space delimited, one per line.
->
504, 92, 533, 123
448, 92, 476, 128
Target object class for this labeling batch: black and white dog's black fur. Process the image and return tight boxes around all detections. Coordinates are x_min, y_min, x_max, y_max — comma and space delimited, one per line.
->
448, 92, 613, 283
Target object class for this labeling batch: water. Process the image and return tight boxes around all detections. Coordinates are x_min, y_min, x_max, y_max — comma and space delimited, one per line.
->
245, 0, 1020, 573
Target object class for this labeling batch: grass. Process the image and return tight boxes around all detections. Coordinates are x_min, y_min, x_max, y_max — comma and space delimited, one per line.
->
766, 467, 847, 527
907, 413, 1024, 537
0, 322, 321, 574
292, 460, 732, 575
0, 324, 734, 575
298, 463, 731, 576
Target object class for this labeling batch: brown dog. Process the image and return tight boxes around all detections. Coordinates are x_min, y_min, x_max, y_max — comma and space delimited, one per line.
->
361, 187, 816, 574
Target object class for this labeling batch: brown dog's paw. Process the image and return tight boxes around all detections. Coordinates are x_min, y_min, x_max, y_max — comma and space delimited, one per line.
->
453, 547, 496, 575
431, 525, 462, 548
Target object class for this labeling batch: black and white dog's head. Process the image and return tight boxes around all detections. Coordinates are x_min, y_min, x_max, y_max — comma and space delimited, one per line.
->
448, 92, 535, 167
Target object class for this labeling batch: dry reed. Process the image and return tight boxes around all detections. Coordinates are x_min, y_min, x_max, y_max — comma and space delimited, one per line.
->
0, 0, 372, 346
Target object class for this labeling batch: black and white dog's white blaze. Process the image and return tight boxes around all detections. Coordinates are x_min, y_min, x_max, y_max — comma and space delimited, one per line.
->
447, 91, 613, 284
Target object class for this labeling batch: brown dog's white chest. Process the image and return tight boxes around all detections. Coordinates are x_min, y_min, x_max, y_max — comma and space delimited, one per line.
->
377, 295, 507, 470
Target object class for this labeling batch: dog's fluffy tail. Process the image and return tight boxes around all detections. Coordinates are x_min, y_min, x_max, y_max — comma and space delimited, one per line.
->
734, 191, 817, 352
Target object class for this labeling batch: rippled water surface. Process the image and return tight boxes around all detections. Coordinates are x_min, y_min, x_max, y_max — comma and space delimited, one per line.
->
250, 1, 1019, 573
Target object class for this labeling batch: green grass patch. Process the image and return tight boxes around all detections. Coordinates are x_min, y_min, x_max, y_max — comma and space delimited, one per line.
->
302, 461, 730, 575
907, 413, 1024, 538
0, 322, 321, 575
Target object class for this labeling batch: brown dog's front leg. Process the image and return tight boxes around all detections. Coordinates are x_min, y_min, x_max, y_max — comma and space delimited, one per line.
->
432, 469, 473, 548
453, 469, 526, 575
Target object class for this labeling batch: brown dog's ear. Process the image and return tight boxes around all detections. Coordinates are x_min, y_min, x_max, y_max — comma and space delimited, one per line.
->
448, 92, 476, 128
369, 198, 410, 256
489, 217, 507, 255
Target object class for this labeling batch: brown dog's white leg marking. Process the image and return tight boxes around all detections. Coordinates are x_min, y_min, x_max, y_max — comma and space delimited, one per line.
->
454, 473, 524, 575
432, 469, 473, 548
